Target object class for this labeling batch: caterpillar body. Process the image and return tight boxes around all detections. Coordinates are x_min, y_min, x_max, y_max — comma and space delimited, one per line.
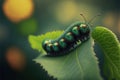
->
42, 22, 91, 56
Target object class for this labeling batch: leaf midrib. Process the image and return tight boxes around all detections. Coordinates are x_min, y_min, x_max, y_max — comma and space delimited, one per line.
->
76, 49, 84, 80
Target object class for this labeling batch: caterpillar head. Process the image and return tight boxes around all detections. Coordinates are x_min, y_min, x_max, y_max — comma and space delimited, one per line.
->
80, 23, 90, 34
80, 13, 101, 30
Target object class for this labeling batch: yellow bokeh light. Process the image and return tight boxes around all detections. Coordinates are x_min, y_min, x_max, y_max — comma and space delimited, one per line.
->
54, 1, 78, 23
3, 0, 34, 23
53, 1, 99, 24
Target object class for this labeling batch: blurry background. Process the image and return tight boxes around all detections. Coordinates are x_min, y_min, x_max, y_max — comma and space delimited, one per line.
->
0, 0, 119, 80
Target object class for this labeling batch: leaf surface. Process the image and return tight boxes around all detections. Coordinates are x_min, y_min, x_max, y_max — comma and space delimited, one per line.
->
92, 26, 120, 80
34, 38, 102, 80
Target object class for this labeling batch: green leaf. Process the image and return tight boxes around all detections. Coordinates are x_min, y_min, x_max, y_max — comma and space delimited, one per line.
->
34, 38, 103, 80
28, 31, 64, 54
92, 26, 120, 80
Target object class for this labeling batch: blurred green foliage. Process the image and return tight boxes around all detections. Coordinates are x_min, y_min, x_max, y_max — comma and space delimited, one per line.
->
18, 18, 38, 35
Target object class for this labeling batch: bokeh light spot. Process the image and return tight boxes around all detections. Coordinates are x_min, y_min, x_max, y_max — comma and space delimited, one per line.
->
3, 0, 34, 23
54, 1, 78, 23
6, 47, 26, 71
18, 18, 38, 35
102, 12, 115, 28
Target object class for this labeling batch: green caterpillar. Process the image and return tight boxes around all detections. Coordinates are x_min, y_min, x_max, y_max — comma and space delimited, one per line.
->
92, 26, 120, 80
42, 22, 90, 56
41, 14, 103, 56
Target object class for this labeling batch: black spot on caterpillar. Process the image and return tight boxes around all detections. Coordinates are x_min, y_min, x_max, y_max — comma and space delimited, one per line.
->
42, 14, 100, 56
